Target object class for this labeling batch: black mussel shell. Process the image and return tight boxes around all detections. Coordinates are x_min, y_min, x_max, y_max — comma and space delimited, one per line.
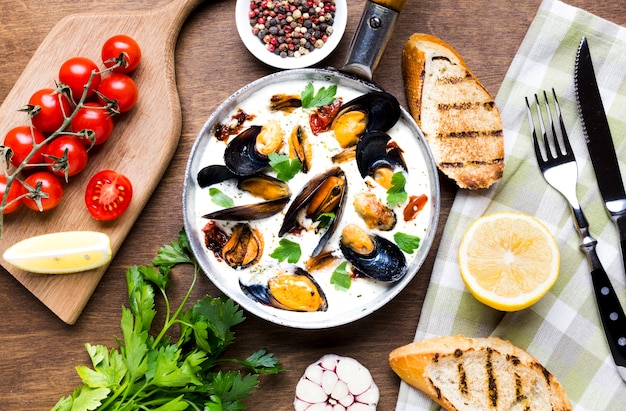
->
340, 234, 407, 282
338, 91, 401, 133
356, 131, 407, 179
278, 167, 347, 257
197, 164, 238, 188
240, 267, 328, 312
202, 197, 290, 221
224, 125, 269, 176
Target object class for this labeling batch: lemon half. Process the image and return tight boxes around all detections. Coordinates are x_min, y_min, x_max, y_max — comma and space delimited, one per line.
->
3, 231, 112, 274
458, 212, 560, 311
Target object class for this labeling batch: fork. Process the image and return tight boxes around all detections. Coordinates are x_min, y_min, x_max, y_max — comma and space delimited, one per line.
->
526, 89, 626, 380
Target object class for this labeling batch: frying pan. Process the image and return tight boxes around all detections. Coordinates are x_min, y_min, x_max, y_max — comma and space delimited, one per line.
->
183, 0, 441, 328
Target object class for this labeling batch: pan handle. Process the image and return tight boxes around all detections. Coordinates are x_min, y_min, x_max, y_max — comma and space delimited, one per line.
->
341, 0, 408, 81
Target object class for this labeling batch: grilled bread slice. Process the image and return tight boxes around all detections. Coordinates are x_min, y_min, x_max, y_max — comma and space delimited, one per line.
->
389, 335, 572, 411
402, 33, 504, 190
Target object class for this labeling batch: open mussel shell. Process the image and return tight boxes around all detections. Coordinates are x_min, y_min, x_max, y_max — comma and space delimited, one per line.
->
279, 167, 347, 257
224, 125, 270, 176
336, 91, 401, 134
356, 131, 407, 180
240, 267, 328, 312
202, 197, 289, 221
340, 225, 407, 283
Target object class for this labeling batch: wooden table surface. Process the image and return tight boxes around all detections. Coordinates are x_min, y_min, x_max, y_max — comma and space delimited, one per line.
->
1, 0, 625, 409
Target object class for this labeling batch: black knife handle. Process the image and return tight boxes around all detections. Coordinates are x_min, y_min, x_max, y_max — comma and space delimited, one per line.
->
590, 264, 626, 368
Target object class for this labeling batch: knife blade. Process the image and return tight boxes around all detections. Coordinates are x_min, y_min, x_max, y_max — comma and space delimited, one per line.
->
574, 36, 626, 280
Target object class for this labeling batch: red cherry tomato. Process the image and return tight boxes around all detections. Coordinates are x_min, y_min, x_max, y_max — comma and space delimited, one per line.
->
71, 102, 115, 146
28, 88, 71, 133
3, 125, 47, 167
0, 175, 25, 214
44, 136, 89, 178
309, 99, 342, 135
58, 57, 101, 101
22, 171, 64, 212
97, 74, 138, 113
85, 170, 132, 220
101, 35, 142, 74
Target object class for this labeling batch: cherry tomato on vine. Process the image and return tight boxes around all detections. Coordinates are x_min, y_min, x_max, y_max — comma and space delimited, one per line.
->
28, 88, 71, 133
3, 125, 47, 167
44, 136, 89, 178
71, 102, 115, 146
85, 170, 132, 220
59, 57, 102, 101
101, 34, 142, 74
97, 74, 138, 113
22, 171, 64, 212
0, 175, 25, 214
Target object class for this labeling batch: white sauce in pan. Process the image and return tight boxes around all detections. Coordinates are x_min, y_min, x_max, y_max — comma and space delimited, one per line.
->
193, 79, 432, 317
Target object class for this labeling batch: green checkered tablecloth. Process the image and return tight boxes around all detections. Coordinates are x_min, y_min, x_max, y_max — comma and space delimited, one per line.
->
395, 0, 626, 409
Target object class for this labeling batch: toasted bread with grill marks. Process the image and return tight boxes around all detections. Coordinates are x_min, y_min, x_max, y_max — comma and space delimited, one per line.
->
389, 335, 572, 411
402, 33, 504, 189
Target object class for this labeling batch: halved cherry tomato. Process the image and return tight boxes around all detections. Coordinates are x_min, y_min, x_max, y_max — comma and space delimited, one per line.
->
28, 88, 71, 133
44, 136, 89, 178
3, 125, 47, 167
71, 102, 115, 146
22, 171, 64, 212
101, 35, 142, 74
309, 99, 342, 135
85, 170, 132, 220
0, 175, 25, 214
97, 73, 138, 113
59, 57, 101, 101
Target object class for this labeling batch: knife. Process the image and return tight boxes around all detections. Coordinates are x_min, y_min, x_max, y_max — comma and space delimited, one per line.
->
575, 37, 626, 382
574, 36, 626, 280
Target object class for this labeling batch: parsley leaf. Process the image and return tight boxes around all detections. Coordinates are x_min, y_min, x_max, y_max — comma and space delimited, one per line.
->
269, 152, 302, 181
330, 261, 351, 291
210, 187, 234, 208
301, 82, 337, 108
316, 212, 335, 229
270, 238, 302, 263
394, 232, 421, 254
51, 229, 285, 411
387, 171, 408, 206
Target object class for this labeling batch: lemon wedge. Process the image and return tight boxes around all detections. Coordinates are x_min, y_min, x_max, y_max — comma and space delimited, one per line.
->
458, 212, 560, 311
3, 231, 112, 274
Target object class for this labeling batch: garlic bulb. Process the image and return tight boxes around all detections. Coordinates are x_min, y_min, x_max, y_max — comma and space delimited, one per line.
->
294, 354, 379, 410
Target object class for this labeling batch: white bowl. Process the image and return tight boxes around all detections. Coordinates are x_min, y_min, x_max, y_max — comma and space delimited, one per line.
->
235, 0, 347, 69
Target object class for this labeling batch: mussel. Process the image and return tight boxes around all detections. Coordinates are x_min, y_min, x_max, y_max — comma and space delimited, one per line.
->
339, 224, 407, 282
288, 125, 312, 173
240, 267, 328, 312
224, 121, 284, 176
353, 191, 397, 231
198, 165, 291, 221
356, 131, 407, 189
331, 91, 401, 148
222, 223, 264, 269
279, 167, 347, 257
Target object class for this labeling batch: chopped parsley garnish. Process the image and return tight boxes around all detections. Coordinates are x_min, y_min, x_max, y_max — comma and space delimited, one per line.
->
301, 82, 337, 108
270, 238, 302, 263
209, 187, 234, 207
387, 171, 408, 206
394, 232, 421, 254
269, 152, 302, 181
330, 261, 351, 291
316, 212, 336, 229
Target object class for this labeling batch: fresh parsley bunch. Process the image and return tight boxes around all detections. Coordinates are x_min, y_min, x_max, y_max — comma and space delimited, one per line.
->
52, 230, 284, 411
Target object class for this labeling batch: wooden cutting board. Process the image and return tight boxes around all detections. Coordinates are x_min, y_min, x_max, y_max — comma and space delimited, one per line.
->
0, 0, 205, 324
